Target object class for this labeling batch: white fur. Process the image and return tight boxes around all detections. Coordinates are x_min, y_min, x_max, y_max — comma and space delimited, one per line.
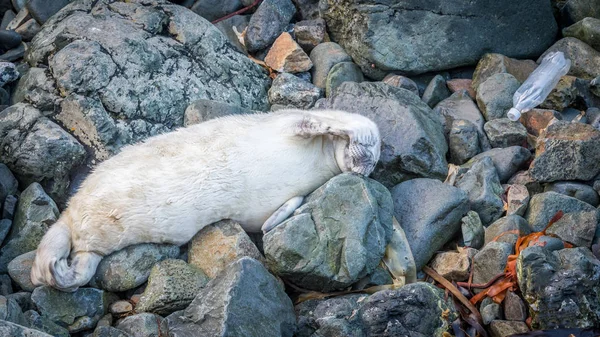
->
31, 109, 381, 291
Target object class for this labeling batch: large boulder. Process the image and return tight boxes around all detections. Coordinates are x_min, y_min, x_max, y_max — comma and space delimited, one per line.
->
318, 81, 448, 187
320, 0, 557, 79
264, 173, 393, 291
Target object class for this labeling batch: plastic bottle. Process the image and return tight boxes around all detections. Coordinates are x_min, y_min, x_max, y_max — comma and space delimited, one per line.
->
506, 51, 571, 121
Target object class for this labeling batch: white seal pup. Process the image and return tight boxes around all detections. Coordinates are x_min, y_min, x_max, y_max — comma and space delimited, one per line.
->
31, 109, 381, 292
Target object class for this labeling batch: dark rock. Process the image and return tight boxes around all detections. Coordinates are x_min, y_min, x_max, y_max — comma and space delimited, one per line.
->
89, 243, 180, 292
544, 181, 600, 207
0, 295, 26, 325
5, 292, 33, 312
476, 73, 520, 121
517, 247, 600, 329
485, 215, 531, 246
392, 178, 469, 270
325, 62, 364, 97
268, 72, 322, 109
320, 82, 448, 187
540, 75, 578, 111
0, 274, 11, 296
530, 121, 600, 182
26, 0, 70, 24
293, 19, 325, 52
0, 220, 10, 247
92, 326, 132, 337
295, 294, 367, 337
0, 320, 53, 336
292, 0, 319, 20
546, 211, 597, 248
321, 0, 556, 79
484, 118, 528, 148
0, 61, 19, 87
461, 211, 485, 249
555, 0, 600, 26
2, 194, 18, 221
472, 241, 513, 288
489, 320, 529, 337
7, 250, 36, 292
116, 313, 167, 337
244, 0, 295, 52
422, 75, 450, 108
0, 163, 17, 208
23, 310, 70, 337
456, 157, 504, 226
530, 235, 565, 251
481, 302, 503, 325
448, 119, 482, 165
0, 30, 21, 53
190, 0, 242, 22
504, 291, 527, 321
1, 11, 16, 31
264, 174, 393, 291
309, 42, 352, 89
359, 282, 457, 336
465, 146, 532, 183
472, 53, 537, 91
525, 191, 598, 232
539, 38, 600, 80
0, 42, 24, 62
166, 257, 296, 337
183, 99, 254, 127
382, 74, 420, 97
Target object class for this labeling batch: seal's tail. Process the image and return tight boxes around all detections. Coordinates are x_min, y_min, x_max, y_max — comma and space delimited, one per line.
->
31, 221, 101, 292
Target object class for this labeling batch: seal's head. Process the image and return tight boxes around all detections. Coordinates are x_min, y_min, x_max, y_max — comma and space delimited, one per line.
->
333, 117, 381, 176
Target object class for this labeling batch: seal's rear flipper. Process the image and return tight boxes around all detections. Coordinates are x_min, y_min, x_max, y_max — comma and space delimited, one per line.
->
261, 196, 304, 234
382, 217, 417, 285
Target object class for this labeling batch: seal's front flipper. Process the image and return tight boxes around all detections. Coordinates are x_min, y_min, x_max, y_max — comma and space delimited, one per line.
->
382, 217, 417, 286
261, 196, 304, 234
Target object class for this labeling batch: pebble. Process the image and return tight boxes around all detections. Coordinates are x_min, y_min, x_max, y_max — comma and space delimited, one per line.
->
6, 7, 29, 31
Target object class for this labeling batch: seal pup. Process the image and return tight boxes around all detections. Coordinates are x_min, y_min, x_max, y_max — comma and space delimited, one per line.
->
31, 109, 381, 292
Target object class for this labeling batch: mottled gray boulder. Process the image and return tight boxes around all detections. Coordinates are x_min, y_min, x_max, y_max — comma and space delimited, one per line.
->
12, 67, 60, 112
465, 146, 532, 183
544, 181, 600, 207
517, 247, 600, 329
530, 121, 600, 182
422, 75, 450, 108
563, 18, 600, 51
484, 118, 528, 148
183, 99, 254, 127
546, 211, 597, 248
309, 42, 352, 89
268, 72, 322, 109
0, 320, 53, 337
19, 0, 269, 164
392, 178, 469, 270
472, 53, 537, 91
31, 286, 111, 333
472, 241, 513, 288
136, 259, 210, 316
0, 104, 86, 203
456, 157, 504, 226
23, 310, 70, 337
435, 90, 491, 153
325, 62, 364, 97
539, 38, 600, 79
295, 294, 367, 337
89, 244, 180, 292
244, 0, 295, 52
485, 215, 531, 246
0, 163, 18, 202
525, 192, 598, 232
115, 313, 167, 337
476, 73, 520, 121
166, 257, 295, 337
7, 250, 36, 291
461, 211, 485, 249
320, 0, 556, 79
359, 283, 457, 337
320, 82, 448, 187
448, 119, 481, 165
0, 183, 58, 273
264, 174, 393, 291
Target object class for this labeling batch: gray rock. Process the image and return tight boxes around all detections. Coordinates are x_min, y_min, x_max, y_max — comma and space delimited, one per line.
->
0, 183, 58, 273
544, 181, 600, 207
430, 248, 476, 282
0, 274, 11, 296
213, 15, 249, 54
31, 286, 110, 333
0, 43, 25, 62
166, 257, 295, 337
264, 174, 393, 291
14, 19, 41, 42
530, 235, 565, 251
309, 42, 352, 89
517, 247, 600, 329
503, 291, 527, 322
136, 259, 210, 316
92, 326, 132, 337
476, 73, 520, 121
472, 53, 537, 92
556, 0, 600, 26
359, 282, 457, 337
422, 75, 450, 108
435, 90, 491, 154
472, 241, 513, 288
539, 75, 579, 111
0, 320, 53, 337
392, 178, 469, 270
539, 37, 600, 79
448, 119, 482, 165
89, 243, 180, 292
530, 121, 600, 182
489, 320, 529, 337
183, 99, 254, 127
0, 104, 86, 203
293, 19, 326, 52
352, 265, 394, 291
12, 67, 60, 111
481, 302, 503, 325
484, 118, 528, 148
244, 0, 295, 52
7, 251, 36, 292
546, 211, 597, 248
0, 11, 15, 31
456, 157, 504, 226
116, 313, 167, 337
0, 61, 18, 87
295, 294, 367, 337
5, 292, 33, 312
292, 0, 319, 20
109, 301, 132, 315
320, 82, 448, 187
321, 0, 556, 79
26, 0, 70, 24
525, 191, 598, 232
190, 0, 242, 22
325, 62, 364, 97
461, 211, 485, 249
0, 219, 10, 247
2, 195, 17, 220
23, 310, 70, 337
268, 72, 322, 109
465, 146, 532, 183
485, 215, 531, 246
10, 0, 26, 12
0, 295, 25, 325
382, 74, 420, 97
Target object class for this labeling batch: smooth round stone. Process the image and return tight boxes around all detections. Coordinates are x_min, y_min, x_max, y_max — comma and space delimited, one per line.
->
325, 61, 364, 97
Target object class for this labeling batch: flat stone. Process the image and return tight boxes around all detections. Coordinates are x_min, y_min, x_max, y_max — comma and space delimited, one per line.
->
265, 32, 312, 73
309, 42, 352, 89
14, 18, 40, 41
484, 118, 528, 148
244, 0, 296, 52
546, 211, 597, 248
544, 181, 600, 207
109, 301, 133, 316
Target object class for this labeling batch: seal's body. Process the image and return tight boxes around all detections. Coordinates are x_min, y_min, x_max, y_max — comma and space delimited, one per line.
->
31, 109, 381, 291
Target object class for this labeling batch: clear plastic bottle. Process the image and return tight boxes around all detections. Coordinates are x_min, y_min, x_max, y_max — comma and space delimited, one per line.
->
506, 52, 571, 121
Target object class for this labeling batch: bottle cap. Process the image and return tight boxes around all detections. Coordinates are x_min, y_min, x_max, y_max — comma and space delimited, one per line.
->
507, 108, 521, 121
